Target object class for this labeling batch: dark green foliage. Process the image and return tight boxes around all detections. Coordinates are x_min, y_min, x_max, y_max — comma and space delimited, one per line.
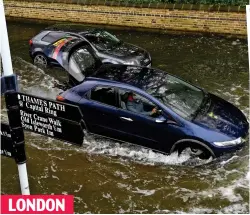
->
120, 0, 247, 6
4, 0, 248, 6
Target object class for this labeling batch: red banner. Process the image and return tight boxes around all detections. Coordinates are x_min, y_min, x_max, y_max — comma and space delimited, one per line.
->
1, 195, 74, 214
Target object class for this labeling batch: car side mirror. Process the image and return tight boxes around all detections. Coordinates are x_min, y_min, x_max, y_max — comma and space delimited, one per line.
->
155, 116, 166, 123
155, 116, 178, 125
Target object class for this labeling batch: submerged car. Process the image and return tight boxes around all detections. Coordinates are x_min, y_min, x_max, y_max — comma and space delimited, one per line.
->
29, 26, 151, 69
53, 44, 248, 159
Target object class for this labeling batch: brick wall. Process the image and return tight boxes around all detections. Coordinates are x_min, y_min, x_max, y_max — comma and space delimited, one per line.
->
4, 1, 247, 36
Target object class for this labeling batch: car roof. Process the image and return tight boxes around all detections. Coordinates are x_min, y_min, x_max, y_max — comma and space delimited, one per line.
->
92, 64, 169, 90
45, 24, 103, 36
71, 65, 163, 94
89, 64, 204, 94
73, 77, 153, 100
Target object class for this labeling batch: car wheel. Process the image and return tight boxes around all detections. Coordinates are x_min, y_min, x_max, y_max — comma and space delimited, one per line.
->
33, 54, 48, 68
175, 142, 212, 160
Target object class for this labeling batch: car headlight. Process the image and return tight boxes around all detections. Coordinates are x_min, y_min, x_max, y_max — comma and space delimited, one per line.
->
213, 137, 242, 147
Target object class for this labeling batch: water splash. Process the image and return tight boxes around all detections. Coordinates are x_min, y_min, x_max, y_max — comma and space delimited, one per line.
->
13, 57, 62, 99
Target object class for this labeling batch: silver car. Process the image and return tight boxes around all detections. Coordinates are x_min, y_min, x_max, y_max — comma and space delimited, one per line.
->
29, 26, 152, 68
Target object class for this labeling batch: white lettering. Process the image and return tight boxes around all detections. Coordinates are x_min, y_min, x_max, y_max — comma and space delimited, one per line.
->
9, 199, 16, 211
26, 199, 35, 211
48, 101, 65, 112
46, 199, 55, 212
34, 125, 45, 134
8, 198, 66, 212
16, 199, 25, 211
44, 107, 57, 116
21, 122, 33, 130
33, 114, 48, 123
37, 199, 45, 211
19, 94, 47, 107
26, 103, 44, 112
56, 199, 65, 211
21, 116, 30, 123
1, 150, 12, 157
0, 130, 11, 138
48, 118, 61, 126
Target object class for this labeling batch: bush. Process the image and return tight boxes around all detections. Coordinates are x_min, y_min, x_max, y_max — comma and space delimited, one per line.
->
122, 0, 247, 6
4, 0, 248, 6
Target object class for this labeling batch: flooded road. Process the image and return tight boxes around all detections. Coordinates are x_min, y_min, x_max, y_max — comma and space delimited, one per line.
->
1, 20, 249, 213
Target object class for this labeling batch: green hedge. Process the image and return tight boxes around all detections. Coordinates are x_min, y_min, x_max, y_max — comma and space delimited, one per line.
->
4, 0, 248, 6
122, 0, 247, 5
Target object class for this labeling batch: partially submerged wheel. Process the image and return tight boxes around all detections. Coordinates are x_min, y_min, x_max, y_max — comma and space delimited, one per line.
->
33, 54, 48, 68
175, 143, 213, 160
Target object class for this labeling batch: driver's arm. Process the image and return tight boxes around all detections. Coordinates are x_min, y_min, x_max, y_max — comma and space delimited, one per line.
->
127, 102, 157, 116
141, 107, 157, 116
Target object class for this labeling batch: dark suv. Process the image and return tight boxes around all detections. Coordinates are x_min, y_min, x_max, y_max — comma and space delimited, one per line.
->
29, 26, 151, 68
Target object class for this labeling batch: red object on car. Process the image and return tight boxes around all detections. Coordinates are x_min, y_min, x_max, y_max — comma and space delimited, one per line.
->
56, 94, 65, 102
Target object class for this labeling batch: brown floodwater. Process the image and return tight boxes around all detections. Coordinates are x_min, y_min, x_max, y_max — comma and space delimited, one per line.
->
1, 19, 249, 213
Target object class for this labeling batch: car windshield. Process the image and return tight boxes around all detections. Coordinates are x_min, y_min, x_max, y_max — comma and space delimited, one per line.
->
146, 74, 204, 119
83, 30, 121, 51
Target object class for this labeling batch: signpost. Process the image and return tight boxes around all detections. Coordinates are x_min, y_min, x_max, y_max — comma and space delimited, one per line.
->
1, 85, 85, 194
16, 92, 84, 146
0, 0, 85, 195
17, 93, 83, 122
1, 0, 30, 195
1, 90, 85, 195
246, 5, 250, 72
1, 123, 14, 158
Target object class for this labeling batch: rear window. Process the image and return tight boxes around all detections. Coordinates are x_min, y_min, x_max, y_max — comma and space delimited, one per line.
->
41, 32, 67, 43
90, 86, 117, 107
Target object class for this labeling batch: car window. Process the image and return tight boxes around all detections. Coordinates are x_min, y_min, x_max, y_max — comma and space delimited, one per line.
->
119, 89, 158, 118
84, 30, 121, 51
90, 86, 117, 107
42, 32, 67, 43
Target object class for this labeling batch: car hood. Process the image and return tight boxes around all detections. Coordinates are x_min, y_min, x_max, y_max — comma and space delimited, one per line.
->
102, 42, 146, 58
193, 93, 249, 138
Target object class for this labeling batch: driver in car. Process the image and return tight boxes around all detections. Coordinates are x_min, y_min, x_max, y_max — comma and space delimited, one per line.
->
126, 92, 157, 116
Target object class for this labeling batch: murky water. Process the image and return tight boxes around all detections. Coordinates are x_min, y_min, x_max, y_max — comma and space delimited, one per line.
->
1, 20, 249, 213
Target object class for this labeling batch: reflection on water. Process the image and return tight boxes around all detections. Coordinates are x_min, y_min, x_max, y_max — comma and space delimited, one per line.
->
1, 20, 249, 213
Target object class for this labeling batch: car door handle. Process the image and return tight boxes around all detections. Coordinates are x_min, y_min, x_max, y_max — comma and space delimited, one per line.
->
120, 117, 133, 122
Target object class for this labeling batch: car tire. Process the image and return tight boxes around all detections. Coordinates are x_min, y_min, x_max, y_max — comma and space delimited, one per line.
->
175, 142, 213, 160
33, 53, 48, 68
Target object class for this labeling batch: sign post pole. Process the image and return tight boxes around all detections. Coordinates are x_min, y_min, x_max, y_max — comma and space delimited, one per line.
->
0, 0, 30, 195
246, 5, 250, 72
0, 0, 13, 76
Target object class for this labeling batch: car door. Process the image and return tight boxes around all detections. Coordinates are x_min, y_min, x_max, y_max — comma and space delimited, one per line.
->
79, 85, 124, 140
116, 88, 180, 152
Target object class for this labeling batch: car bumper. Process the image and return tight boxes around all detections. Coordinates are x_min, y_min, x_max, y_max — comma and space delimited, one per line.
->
214, 144, 244, 157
